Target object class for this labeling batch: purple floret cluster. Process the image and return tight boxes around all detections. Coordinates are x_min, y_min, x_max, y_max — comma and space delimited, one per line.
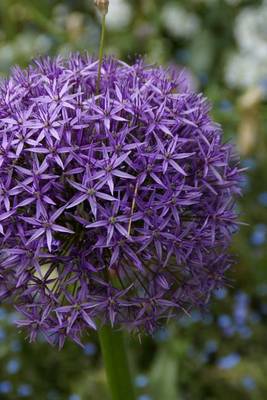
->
0, 54, 242, 347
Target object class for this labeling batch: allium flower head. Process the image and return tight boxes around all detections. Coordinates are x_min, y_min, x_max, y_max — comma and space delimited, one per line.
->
0, 54, 242, 347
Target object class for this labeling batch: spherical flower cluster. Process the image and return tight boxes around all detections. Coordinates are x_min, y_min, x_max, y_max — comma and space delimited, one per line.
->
0, 54, 242, 347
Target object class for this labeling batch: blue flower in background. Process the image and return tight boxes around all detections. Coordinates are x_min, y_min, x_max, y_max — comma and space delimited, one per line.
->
250, 224, 267, 246
241, 376, 256, 391
218, 314, 232, 329
204, 339, 218, 354
219, 100, 233, 112
135, 375, 149, 389
83, 342, 97, 356
0, 327, 6, 341
154, 327, 170, 342
234, 292, 249, 325
197, 72, 209, 86
217, 353, 241, 369
239, 175, 250, 192
0, 307, 7, 320
191, 310, 202, 323
214, 288, 228, 300
17, 384, 33, 397
6, 358, 21, 374
258, 192, 267, 207
259, 78, 267, 96
8, 312, 20, 325
256, 283, 267, 296
0, 381, 12, 394
138, 396, 152, 400
69, 395, 81, 400
242, 158, 257, 170
237, 326, 252, 339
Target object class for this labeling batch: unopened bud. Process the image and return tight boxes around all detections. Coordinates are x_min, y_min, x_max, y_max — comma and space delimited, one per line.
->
94, 0, 109, 16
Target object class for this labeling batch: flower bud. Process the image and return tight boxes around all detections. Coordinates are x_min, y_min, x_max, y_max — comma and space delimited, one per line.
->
94, 0, 109, 16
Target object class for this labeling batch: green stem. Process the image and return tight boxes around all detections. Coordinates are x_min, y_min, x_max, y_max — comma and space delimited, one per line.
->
96, 13, 106, 95
96, 9, 135, 399
99, 325, 136, 400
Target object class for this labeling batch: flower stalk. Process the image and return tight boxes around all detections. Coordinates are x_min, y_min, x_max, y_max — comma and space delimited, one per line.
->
95, 0, 109, 95
99, 325, 136, 400
95, 4, 135, 399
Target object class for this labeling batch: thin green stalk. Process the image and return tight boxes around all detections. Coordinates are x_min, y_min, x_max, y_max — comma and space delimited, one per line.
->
96, 13, 106, 96
99, 325, 136, 400
95, 7, 135, 400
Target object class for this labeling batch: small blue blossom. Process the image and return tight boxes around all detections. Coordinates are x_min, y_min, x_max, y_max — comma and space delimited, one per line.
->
250, 224, 267, 246
197, 72, 209, 86
154, 327, 170, 342
191, 310, 202, 323
6, 358, 21, 374
219, 100, 233, 112
214, 288, 228, 300
17, 384, 33, 397
135, 375, 149, 388
239, 175, 250, 192
258, 192, 267, 207
83, 342, 97, 356
237, 326, 252, 339
0, 307, 7, 320
218, 314, 232, 329
259, 78, 267, 95
68, 395, 81, 400
0, 381, 12, 394
8, 312, 20, 325
256, 283, 267, 296
234, 292, 249, 325
205, 339, 218, 354
0, 327, 6, 341
138, 396, 152, 400
217, 353, 240, 369
241, 376, 256, 391
242, 158, 257, 170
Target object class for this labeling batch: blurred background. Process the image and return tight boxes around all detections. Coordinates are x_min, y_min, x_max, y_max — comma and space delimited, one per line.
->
0, 0, 267, 399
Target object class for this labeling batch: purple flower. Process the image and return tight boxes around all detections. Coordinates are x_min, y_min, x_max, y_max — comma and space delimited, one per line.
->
0, 55, 243, 346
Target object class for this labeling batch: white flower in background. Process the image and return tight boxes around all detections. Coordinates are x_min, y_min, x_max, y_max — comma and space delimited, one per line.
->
161, 4, 200, 39
225, 53, 267, 89
0, 33, 52, 72
106, 0, 132, 30
225, 0, 267, 89
225, 0, 243, 5
235, 1, 267, 57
